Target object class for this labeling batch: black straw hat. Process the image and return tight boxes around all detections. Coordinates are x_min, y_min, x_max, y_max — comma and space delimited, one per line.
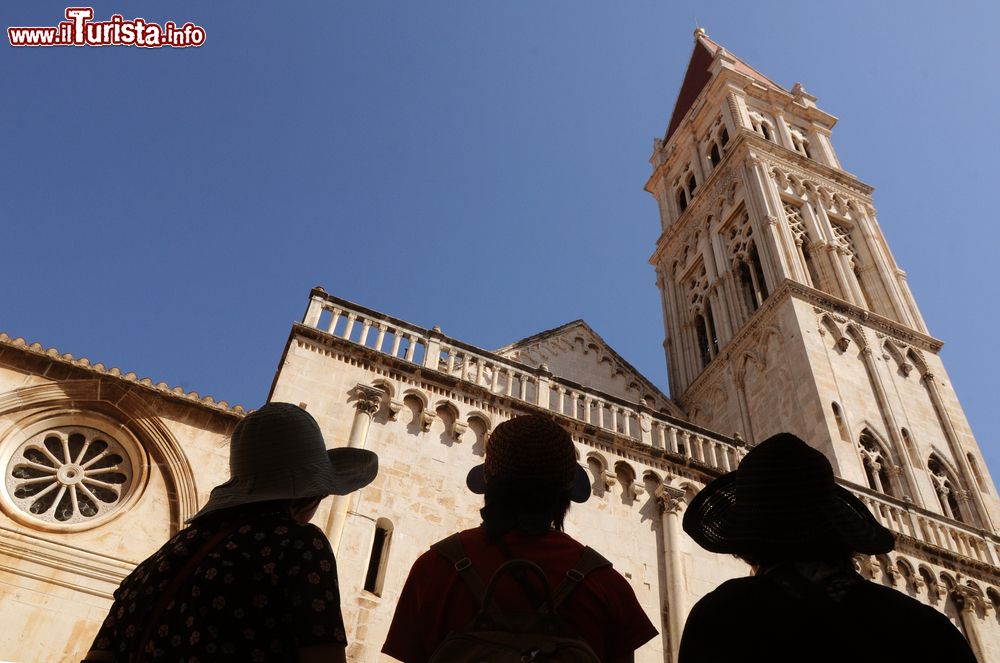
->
188, 402, 378, 521
466, 414, 590, 503
683, 432, 894, 556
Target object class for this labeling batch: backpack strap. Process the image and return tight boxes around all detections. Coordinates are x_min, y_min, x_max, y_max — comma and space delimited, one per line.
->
430, 533, 489, 607
550, 546, 612, 610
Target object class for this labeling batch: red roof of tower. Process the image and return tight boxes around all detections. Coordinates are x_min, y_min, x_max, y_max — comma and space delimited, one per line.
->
664, 31, 786, 143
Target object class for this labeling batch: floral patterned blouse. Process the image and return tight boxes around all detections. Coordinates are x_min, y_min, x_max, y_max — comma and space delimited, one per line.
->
91, 506, 347, 661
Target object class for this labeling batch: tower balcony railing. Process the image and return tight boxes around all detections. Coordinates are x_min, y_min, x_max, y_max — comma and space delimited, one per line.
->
300, 288, 999, 568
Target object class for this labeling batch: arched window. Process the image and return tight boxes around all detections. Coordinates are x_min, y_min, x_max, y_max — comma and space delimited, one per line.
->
687, 174, 698, 197
704, 302, 720, 356
858, 430, 895, 497
694, 314, 712, 368
709, 143, 721, 167
760, 123, 772, 141
719, 127, 729, 146
364, 518, 393, 596
738, 261, 759, 314
832, 403, 849, 444
677, 188, 688, 213
928, 456, 965, 523
749, 244, 769, 299
967, 453, 987, 492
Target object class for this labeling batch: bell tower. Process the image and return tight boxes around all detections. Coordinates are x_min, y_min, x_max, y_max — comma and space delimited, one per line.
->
646, 28, 998, 531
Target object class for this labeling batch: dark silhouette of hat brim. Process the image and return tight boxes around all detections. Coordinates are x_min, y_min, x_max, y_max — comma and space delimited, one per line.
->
466, 463, 591, 503
683, 470, 895, 555
188, 447, 378, 522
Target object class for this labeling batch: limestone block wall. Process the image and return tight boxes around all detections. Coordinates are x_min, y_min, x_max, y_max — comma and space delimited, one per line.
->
0, 344, 238, 663
270, 332, 754, 662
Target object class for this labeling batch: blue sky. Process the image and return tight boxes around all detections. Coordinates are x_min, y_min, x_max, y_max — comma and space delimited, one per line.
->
2, 2, 998, 476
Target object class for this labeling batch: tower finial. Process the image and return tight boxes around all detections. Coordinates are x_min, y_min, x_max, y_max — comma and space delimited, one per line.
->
693, 26, 707, 41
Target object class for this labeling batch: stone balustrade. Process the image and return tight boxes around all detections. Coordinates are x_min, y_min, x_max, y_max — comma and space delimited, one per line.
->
858, 490, 999, 565
302, 289, 1000, 565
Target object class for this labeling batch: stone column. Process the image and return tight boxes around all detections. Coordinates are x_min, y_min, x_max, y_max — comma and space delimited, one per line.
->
656, 485, 688, 663
327, 384, 384, 554
921, 372, 995, 531
953, 586, 988, 663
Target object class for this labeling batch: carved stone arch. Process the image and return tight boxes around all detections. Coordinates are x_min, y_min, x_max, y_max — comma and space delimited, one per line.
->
614, 461, 638, 504
882, 339, 911, 375
759, 325, 783, 352
736, 349, 766, 385
401, 388, 429, 410
928, 449, 963, 481
432, 399, 459, 419
844, 324, 868, 351
466, 410, 493, 432
642, 469, 664, 488
819, 315, 850, 352
905, 348, 929, 376
585, 451, 611, 497
370, 378, 396, 400
0, 380, 207, 531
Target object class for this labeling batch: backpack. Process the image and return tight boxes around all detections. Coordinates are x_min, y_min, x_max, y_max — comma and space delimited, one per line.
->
428, 533, 610, 663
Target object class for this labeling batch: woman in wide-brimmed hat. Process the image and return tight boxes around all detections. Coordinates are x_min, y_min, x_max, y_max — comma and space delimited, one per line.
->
678, 432, 975, 663
84, 402, 378, 663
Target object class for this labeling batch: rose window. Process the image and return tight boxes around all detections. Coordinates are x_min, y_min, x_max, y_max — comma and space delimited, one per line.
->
5, 426, 134, 525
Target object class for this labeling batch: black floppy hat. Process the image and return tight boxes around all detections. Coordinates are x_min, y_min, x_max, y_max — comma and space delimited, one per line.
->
466, 414, 591, 503
683, 432, 894, 556
188, 402, 378, 521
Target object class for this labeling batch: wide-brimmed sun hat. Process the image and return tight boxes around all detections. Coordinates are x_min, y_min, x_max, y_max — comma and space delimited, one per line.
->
189, 402, 378, 521
683, 432, 894, 556
466, 414, 590, 503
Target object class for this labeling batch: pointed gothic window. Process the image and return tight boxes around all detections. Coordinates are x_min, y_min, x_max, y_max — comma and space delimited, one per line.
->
677, 188, 688, 213
720, 127, 729, 146
858, 431, 894, 497
694, 314, 712, 368
709, 143, 721, 168
750, 244, 769, 300
928, 456, 965, 523
738, 261, 759, 314
688, 174, 698, 197
705, 301, 720, 355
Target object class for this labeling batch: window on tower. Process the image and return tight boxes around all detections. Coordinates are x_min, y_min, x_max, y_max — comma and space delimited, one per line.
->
687, 174, 697, 197
676, 188, 688, 213
928, 456, 966, 524
857, 431, 895, 498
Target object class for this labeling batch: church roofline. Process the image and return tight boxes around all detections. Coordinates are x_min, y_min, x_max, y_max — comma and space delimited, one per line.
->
0, 331, 246, 417
495, 319, 675, 408
664, 29, 786, 144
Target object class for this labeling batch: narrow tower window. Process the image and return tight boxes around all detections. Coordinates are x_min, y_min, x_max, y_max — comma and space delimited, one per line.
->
704, 302, 720, 355
694, 314, 712, 368
749, 245, 769, 300
364, 518, 393, 596
687, 174, 698, 197
832, 403, 849, 443
719, 127, 729, 146
677, 188, 688, 213
709, 143, 721, 168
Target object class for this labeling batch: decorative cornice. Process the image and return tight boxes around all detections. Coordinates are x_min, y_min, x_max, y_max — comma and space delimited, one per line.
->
0, 332, 246, 416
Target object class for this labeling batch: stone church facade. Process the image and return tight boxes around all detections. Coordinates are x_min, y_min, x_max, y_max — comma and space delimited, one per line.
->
1, 29, 999, 662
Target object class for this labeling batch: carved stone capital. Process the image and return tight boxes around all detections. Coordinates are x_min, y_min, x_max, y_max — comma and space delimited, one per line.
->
835, 337, 851, 352
452, 420, 469, 444
655, 485, 687, 514
419, 410, 436, 432
953, 585, 984, 614
353, 384, 386, 416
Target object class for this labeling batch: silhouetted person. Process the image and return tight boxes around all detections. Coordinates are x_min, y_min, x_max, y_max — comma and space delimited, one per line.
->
679, 432, 977, 663
83, 402, 378, 663
382, 414, 657, 662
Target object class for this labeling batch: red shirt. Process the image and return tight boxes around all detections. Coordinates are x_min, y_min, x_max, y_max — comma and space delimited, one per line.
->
382, 527, 658, 662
